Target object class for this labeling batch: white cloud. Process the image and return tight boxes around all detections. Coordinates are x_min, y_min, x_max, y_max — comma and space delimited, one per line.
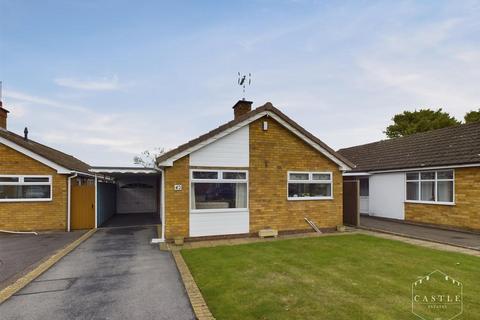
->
54, 75, 121, 91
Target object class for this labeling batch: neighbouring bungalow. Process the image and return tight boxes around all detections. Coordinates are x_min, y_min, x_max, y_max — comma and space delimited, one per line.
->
338, 122, 480, 232
0, 100, 93, 231
155, 100, 353, 241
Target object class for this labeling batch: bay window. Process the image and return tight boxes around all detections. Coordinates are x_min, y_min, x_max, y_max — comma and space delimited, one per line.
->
191, 170, 248, 211
287, 171, 333, 200
0, 175, 52, 201
406, 170, 454, 204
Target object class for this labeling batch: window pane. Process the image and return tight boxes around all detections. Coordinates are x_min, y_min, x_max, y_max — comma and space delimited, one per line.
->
288, 183, 331, 198
360, 178, 369, 197
437, 181, 453, 202
0, 185, 50, 199
406, 182, 419, 200
289, 173, 309, 180
222, 172, 246, 180
420, 172, 435, 180
0, 177, 19, 182
24, 177, 50, 182
312, 173, 331, 181
406, 173, 419, 181
421, 181, 435, 201
192, 183, 247, 210
437, 170, 453, 180
192, 171, 218, 179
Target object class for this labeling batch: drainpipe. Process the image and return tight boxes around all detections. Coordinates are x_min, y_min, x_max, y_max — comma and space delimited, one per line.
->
67, 173, 78, 232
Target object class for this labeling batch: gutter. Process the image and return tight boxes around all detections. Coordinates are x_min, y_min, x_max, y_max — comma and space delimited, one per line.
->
67, 173, 78, 232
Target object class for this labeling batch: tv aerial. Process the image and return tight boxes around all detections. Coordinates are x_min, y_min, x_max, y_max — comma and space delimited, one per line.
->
237, 72, 252, 99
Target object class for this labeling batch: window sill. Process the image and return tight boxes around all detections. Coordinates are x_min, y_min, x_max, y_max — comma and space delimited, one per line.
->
190, 208, 248, 214
0, 198, 53, 203
405, 200, 455, 206
287, 197, 334, 201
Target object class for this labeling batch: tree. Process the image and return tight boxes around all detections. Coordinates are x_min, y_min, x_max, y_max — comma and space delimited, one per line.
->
133, 147, 165, 168
385, 109, 460, 138
464, 108, 480, 123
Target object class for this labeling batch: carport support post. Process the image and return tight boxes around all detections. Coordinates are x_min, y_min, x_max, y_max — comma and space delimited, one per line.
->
161, 168, 165, 242
94, 174, 98, 228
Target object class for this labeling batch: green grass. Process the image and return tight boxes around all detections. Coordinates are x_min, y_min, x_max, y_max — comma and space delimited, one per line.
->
181, 234, 480, 320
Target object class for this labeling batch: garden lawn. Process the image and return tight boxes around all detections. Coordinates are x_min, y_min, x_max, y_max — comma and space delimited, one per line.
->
181, 234, 480, 320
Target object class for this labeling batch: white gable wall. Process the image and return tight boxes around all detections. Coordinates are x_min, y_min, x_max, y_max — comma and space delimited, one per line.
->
189, 125, 249, 167
368, 173, 405, 220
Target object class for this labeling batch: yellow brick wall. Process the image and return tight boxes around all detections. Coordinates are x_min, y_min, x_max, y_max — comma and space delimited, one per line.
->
249, 116, 343, 232
0, 144, 68, 231
405, 167, 480, 230
162, 117, 344, 240
164, 155, 190, 239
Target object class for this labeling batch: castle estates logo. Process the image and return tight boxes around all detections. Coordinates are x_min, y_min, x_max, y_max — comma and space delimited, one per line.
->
412, 270, 463, 320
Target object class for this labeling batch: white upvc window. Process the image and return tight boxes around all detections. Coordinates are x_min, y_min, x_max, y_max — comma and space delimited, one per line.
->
0, 175, 52, 202
405, 170, 454, 205
287, 171, 333, 200
190, 169, 248, 212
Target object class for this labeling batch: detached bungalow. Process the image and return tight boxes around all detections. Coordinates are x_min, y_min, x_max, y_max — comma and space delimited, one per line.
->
156, 100, 353, 241
338, 122, 480, 232
1, 99, 354, 240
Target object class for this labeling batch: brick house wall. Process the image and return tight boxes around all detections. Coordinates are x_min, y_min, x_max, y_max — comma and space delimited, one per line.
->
164, 155, 190, 239
249, 116, 343, 232
163, 116, 344, 240
405, 167, 480, 230
0, 144, 68, 231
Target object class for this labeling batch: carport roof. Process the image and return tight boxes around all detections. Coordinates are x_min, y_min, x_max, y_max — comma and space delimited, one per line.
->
89, 166, 159, 174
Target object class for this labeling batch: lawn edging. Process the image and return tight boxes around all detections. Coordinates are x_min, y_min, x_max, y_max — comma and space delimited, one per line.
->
0, 228, 97, 304
172, 250, 215, 320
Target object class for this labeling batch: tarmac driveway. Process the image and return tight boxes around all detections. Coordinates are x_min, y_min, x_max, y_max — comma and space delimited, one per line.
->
361, 216, 480, 250
0, 226, 195, 320
0, 230, 86, 290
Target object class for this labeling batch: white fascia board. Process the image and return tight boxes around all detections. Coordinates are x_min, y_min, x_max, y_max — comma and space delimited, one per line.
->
0, 136, 71, 174
267, 113, 352, 171
369, 163, 480, 174
343, 172, 372, 176
157, 112, 268, 166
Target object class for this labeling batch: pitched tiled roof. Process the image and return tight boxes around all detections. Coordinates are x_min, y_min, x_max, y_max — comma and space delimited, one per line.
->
157, 102, 354, 168
337, 121, 480, 172
0, 129, 90, 173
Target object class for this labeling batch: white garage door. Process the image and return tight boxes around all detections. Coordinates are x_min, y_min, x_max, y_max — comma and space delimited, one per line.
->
117, 177, 157, 213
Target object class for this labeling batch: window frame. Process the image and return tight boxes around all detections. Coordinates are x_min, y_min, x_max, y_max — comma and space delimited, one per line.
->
287, 171, 333, 201
190, 169, 248, 213
405, 170, 455, 205
0, 175, 53, 202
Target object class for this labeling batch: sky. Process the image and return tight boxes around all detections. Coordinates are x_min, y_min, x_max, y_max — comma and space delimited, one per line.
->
1, 0, 480, 166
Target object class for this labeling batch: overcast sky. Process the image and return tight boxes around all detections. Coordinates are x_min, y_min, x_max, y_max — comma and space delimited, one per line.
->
1, 1, 479, 166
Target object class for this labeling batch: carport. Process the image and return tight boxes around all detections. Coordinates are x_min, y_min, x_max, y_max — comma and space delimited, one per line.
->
90, 167, 162, 228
